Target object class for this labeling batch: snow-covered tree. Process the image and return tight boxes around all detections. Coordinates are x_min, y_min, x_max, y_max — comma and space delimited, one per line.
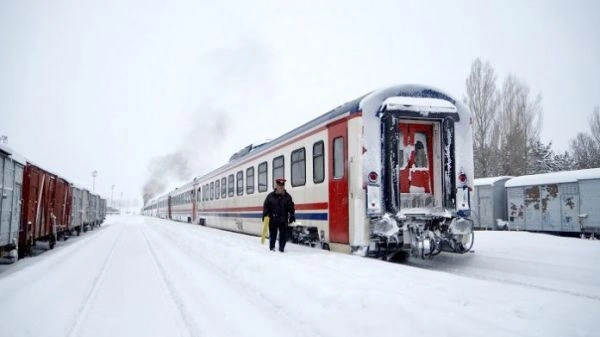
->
552, 151, 574, 172
527, 139, 554, 174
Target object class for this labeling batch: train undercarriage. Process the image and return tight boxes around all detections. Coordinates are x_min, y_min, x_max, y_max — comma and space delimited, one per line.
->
367, 213, 474, 260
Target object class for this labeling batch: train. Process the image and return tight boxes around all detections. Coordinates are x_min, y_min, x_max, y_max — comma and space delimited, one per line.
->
143, 84, 475, 260
0, 143, 106, 262
472, 169, 600, 238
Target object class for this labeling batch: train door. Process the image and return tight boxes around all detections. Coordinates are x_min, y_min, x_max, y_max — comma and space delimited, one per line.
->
476, 186, 493, 229
328, 119, 349, 243
508, 187, 525, 230
398, 122, 434, 207
541, 184, 561, 231
168, 195, 172, 220
560, 183, 579, 232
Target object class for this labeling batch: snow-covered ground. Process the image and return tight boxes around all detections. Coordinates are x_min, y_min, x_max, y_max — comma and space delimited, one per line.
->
1, 215, 599, 337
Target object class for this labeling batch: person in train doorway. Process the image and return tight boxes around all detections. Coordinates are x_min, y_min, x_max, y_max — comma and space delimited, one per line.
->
262, 178, 296, 252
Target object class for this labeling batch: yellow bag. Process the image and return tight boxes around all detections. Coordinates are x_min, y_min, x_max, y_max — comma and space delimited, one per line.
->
261, 216, 269, 244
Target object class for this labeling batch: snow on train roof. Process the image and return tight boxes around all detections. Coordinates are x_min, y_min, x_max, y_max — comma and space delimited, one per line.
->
474, 176, 513, 186
358, 84, 469, 120
380, 96, 457, 114
505, 168, 600, 188
0, 143, 27, 165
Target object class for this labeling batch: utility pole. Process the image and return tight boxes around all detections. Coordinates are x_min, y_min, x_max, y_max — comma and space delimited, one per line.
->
92, 170, 98, 192
111, 185, 115, 210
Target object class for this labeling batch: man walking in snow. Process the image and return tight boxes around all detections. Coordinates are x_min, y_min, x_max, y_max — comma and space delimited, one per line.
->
262, 178, 295, 252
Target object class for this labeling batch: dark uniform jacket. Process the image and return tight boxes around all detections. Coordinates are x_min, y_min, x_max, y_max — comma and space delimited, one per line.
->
262, 191, 295, 225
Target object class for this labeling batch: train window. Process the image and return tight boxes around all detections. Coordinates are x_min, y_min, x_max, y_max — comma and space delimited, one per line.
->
236, 171, 243, 196
228, 174, 234, 197
197, 187, 201, 202
291, 148, 306, 187
258, 162, 268, 192
273, 155, 284, 186
333, 137, 344, 179
414, 132, 428, 168
221, 177, 227, 198
313, 141, 324, 183
210, 182, 214, 200
215, 180, 220, 199
246, 167, 255, 194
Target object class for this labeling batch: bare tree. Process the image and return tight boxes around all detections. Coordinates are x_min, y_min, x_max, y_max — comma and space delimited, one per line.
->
495, 75, 543, 176
570, 106, 600, 169
591, 106, 600, 144
463, 58, 498, 177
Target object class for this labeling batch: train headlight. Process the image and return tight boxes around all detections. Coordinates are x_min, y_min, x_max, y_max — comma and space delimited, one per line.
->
368, 171, 378, 183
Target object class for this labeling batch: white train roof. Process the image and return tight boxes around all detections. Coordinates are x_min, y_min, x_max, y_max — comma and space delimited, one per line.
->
474, 176, 514, 186
505, 168, 600, 188
198, 83, 469, 181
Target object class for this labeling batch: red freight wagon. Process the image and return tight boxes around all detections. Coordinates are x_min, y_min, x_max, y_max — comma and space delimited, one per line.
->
18, 163, 72, 257
53, 177, 72, 239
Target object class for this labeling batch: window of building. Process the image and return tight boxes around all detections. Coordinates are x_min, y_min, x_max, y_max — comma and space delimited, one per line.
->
291, 148, 306, 187
246, 167, 255, 194
258, 162, 268, 192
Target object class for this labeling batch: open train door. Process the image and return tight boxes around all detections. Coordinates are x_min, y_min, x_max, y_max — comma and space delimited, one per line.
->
398, 122, 435, 207
327, 119, 349, 243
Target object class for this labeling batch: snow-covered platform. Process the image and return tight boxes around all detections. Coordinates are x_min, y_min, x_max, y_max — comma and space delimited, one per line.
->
1, 215, 599, 337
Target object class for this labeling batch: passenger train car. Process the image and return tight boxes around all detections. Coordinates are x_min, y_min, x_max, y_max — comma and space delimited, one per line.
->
143, 84, 475, 260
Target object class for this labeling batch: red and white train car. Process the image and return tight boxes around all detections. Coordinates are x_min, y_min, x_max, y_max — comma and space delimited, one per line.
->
144, 84, 475, 259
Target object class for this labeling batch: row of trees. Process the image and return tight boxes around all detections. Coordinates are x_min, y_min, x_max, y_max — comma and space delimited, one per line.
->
464, 58, 599, 178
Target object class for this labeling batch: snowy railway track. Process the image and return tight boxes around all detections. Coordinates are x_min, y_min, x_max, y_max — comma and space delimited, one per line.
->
67, 225, 125, 337
144, 219, 327, 337
2, 216, 600, 337
140, 225, 203, 337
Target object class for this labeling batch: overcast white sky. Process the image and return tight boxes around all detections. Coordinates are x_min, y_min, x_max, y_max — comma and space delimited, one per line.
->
1, 0, 599, 205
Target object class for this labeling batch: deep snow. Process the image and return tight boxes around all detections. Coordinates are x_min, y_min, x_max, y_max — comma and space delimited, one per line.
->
1, 215, 599, 337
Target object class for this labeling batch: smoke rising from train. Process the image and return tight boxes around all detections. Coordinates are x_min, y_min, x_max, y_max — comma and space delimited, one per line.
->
141, 39, 272, 205
142, 112, 231, 205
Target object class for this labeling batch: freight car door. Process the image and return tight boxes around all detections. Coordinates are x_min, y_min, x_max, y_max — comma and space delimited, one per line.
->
328, 119, 349, 244
398, 123, 434, 203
